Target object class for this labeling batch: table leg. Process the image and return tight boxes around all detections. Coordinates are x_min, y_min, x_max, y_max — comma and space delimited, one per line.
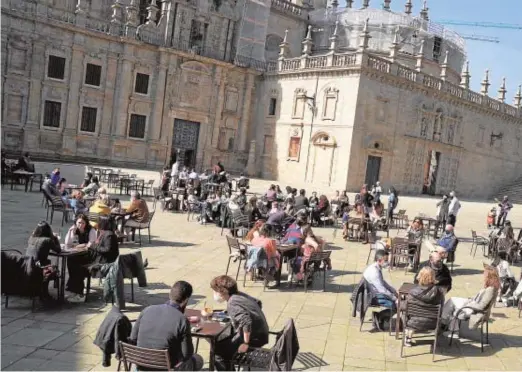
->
58, 256, 67, 303
209, 338, 216, 371
24, 176, 30, 192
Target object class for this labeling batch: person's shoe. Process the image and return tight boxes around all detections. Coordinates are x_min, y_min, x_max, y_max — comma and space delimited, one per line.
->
404, 338, 413, 347
143, 258, 149, 269
443, 331, 459, 339
67, 294, 85, 303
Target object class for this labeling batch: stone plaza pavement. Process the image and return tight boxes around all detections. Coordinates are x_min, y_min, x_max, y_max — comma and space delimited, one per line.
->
1, 182, 522, 371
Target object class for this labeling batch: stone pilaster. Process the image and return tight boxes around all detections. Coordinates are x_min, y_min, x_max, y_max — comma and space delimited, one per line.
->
101, 54, 119, 137
212, 67, 226, 148
239, 73, 255, 152
149, 56, 168, 141
112, 47, 135, 138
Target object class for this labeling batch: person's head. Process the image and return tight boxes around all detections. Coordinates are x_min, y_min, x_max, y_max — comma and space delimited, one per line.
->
249, 196, 258, 206
269, 184, 276, 191
299, 189, 306, 196
292, 188, 297, 195
445, 224, 454, 234
276, 185, 282, 193
98, 193, 110, 205
296, 216, 307, 227
497, 251, 508, 261
24, 152, 30, 158
341, 190, 347, 196
285, 186, 292, 194
505, 220, 511, 227
92, 176, 99, 185
169, 281, 193, 310
417, 267, 436, 286
312, 191, 317, 198
302, 225, 316, 240
98, 187, 107, 195
32, 221, 53, 238
430, 251, 442, 266
442, 194, 448, 200
412, 218, 423, 229
97, 216, 112, 231
449, 191, 455, 199
75, 214, 90, 233
130, 191, 140, 201
483, 266, 501, 290
216, 190, 222, 198
72, 190, 84, 200
376, 181, 380, 186
210, 275, 238, 302
435, 246, 448, 259
374, 249, 390, 268
503, 195, 508, 201
52, 168, 60, 174
258, 224, 270, 238
86, 172, 93, 180
272, 201, 279, 209
58, 177, 66, 187
335, 190, 340, 196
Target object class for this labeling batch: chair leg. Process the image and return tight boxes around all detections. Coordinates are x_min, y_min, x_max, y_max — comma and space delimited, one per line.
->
138, 229, 142, 246
323, 269, 326, 291
131, 278, 134, 303
225, 257, 232, 276
235, 259, 241, 281
486, 320, 489, 343
85, 276, 91, 302
480, 323, 484, 352
5, 295, 8, 308
148, 227, 151, 243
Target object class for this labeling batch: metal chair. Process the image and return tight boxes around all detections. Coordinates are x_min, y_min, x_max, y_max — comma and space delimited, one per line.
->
126, 211, 156, 246
400, 301, 443, 360
470, 230, 489, 257
225, 235, 248, 282
47, 195, 73, 226
118, 342, 171, 371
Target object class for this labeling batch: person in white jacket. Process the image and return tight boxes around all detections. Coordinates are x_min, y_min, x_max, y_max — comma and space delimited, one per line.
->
447, 191, 461, 227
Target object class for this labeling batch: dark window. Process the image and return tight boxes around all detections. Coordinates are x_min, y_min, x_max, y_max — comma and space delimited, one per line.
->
134, 73, 150, 94
80, 107, 97, 132
47, 55, 66, 79
43, 100, 62, 127
129, 114, 146, 138
268, 98, 277, 116
432, 36, 442, 62
85, 63, 102, 86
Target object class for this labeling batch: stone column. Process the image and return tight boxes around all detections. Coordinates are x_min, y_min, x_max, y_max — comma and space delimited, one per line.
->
24, 41, 46, 151
112, 46, 135, 138
212, 67, 226, 148
101, 53, 119, 136
246, 140, 257, 176
239, 73, 255, 152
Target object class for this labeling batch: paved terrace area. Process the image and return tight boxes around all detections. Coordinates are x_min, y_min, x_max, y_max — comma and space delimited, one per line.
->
1, 172, 522, 371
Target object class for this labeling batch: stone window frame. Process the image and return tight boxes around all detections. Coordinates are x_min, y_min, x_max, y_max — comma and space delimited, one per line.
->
287, 125, 303, 161
78, 104, 101, 136
292, 88, 307, 119
321, 87, 339, 121
132, 66, 153, 97
45, 49, 69, 83
83, 56, 105, 90
477, 126, 485, 147
224, 87, 239, 113
7, 41, 30, 75
375, 95, 389, 123
267, 89, 279, 118
40, 99, 64, 131
127, 112, 149, 141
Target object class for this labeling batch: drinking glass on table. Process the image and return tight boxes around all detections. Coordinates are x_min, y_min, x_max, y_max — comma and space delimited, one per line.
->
201, 302, 213, 321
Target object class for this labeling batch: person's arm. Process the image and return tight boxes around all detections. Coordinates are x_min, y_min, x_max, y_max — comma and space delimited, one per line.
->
64, 227, 75, 246
229, 301, 253, 349
364, 266, 397, 301
468, 287, 495, 310
49, 235, 62, 254
88, 229, 97, 244
504, 262, 514, 278
179, 319, 195, 361
125, 201, 138, 214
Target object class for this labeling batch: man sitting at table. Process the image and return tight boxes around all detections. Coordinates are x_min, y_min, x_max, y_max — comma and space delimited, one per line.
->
436, 224, 458, 253
363, 250, 398, 310
415, 250, 452, 293
130, 281, 204, 371
14, 152, 34, 172
124, 191, 150, 240
210, 275, 269, 371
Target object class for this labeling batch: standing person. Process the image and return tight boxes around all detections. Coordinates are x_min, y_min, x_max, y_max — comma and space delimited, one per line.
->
447, 191, 461, 227
130, 281, 204, 370
387, 187, 398, 225
436, 195, 449, 237
210, 275, 269, 371
373, 181, 382, 202
170, 157, 180, 189
496, 196, 513, 227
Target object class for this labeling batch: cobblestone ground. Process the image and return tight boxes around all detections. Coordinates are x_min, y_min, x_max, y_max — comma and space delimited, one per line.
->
1, 178, 521, 371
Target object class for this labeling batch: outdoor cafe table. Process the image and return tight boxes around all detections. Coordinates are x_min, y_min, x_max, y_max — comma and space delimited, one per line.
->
185, 309, 231, 371
390, 237, 421, 271
50, 246, 89, 303
415, 214, 439, 239
394, 282, 417, 339
10, 169, 35, 192
275, 243, 299, 287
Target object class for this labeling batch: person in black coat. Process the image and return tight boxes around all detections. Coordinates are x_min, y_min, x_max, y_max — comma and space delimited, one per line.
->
404, 267, 445, 347
67, 216, 119, 303
415, 250, 452, 293
26, 221, 61, 266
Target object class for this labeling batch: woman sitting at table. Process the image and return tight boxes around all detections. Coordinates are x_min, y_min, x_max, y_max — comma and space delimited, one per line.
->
66, 216, 120, 303
404, 267, 445, 347
64, 214, 97, 248
406, 218, 424, 269
25, 221, 62, 302
82, 176, 100, 196
282, 216, 307, 246
81, 172, 93, 188
311, 195, 330, 225
245, 196, 264, 222
89, 191, 111, 228
440, 266, 499, 335
245, 220, 265, 242
292, 226, 331, 282
69, 190, 88, 215
250, 224, 280, 276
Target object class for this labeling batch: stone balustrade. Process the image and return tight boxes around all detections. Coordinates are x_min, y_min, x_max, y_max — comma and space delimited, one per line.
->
270, 50, 521, 119
270, 0, 305, 18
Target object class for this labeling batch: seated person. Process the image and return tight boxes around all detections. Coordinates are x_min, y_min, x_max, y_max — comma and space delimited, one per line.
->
245, 196, 264, 222
282, 216, 307, 246
404, 267, 445, 347
293, 189, 309, 214
184, 186, 199, 212
292, 226, 331, 281
236, 188, 248, 211
82, 176, 100, 195
250, 224, 280, 273
440, 266, 499, 334
363, 250, 398, 309
14, 152, 34, 172
69, 190, 88, 215
406, 218, 424, 268
311, 195, 329, 224
81, 172, 93, 188
210, 275, 269, 371
245, 220, 265, 242
130, 281, 203, 371
42, 177, 60, 198
266, 202, 287, 227
491, 251, 516, 301
25, 221, 61, 301
124, 191, 150, 238
265, 184, 277, 205
64, 214, 97, 248
66, 216, 118, 303
338, 191, 349, 213
308, 192, 319, 208
415, 250, 452, 293
50, 168, 61, 186
436, 224, 458, 252
89, 191, 111, 228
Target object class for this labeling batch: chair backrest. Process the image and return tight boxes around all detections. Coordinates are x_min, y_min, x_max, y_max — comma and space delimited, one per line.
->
226, 235, 241, 254
119, 341, 171, 371
404, 301, 442, 327
308, 251, 332, 262
86, 211, 101, 224
51, 195, 66, 208
147, 179, 155, 185
270, 318, 299, 371
397, 209, 406, 216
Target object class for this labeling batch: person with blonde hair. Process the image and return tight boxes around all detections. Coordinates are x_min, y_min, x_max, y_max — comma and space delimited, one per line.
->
89, 189, 111, 228
440, 266, 500, 335
404, 267, 445, 347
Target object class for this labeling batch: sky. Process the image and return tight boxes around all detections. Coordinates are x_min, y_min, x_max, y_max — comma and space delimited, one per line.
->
342, 0, 522, 102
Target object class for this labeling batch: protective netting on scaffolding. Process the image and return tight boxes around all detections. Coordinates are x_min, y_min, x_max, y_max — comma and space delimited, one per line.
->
308, 7, 466, 54
234, 0, 271, 69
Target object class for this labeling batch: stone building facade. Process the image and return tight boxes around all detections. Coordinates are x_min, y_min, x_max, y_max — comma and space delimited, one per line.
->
252, 2, 522, 198
1, 0, 265, 172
